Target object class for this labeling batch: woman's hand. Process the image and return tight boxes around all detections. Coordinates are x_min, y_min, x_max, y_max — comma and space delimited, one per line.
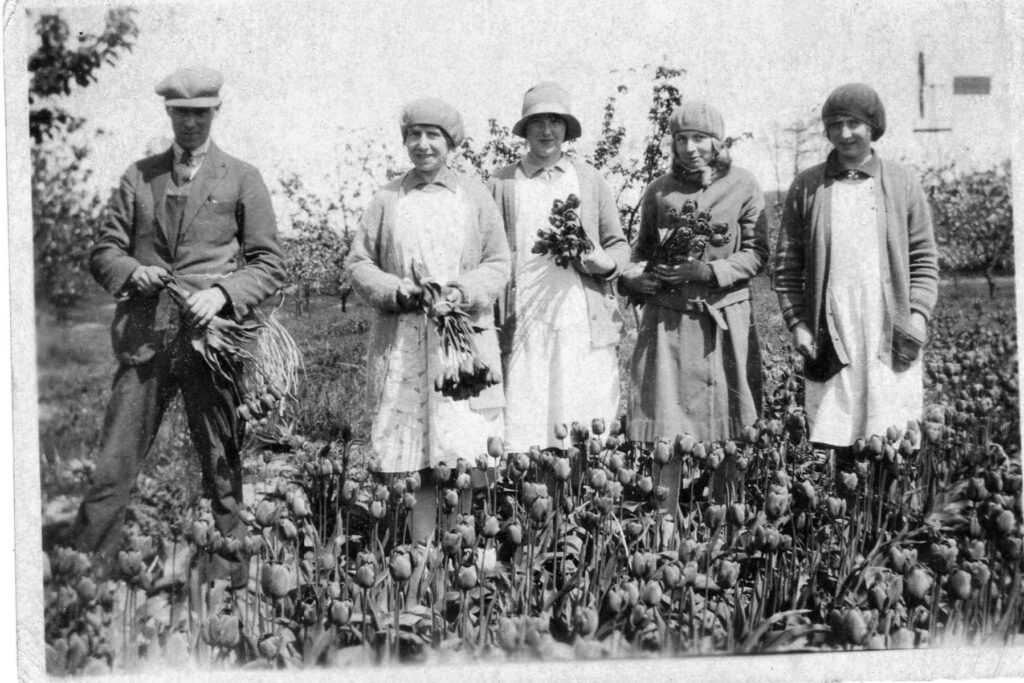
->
652, 260, 713, 287
791, 322, 817, 360
395, 279, 423, 312
910, 311, 927, 336
620, 266, 661, 295
574, 246, 616, 278
440, 285, 464, 304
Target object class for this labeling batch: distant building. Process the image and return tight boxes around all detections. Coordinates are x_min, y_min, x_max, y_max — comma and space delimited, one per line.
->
910, 34, 1011, 170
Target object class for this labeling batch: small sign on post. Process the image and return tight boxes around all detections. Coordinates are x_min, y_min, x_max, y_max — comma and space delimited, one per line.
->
953, 76, 991, 95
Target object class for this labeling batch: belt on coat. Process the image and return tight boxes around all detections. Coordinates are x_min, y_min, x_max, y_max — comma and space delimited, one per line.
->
682, 296, 728, 330
646, 283, 752, 332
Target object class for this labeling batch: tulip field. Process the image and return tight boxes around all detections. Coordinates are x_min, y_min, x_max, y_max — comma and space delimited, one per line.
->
38, 277, 1022, 674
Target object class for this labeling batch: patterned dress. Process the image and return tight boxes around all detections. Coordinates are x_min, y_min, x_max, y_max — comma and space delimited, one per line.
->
369, 185, 504, 472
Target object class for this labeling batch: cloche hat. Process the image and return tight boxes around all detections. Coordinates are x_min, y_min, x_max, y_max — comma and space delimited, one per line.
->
400, 98, 465, 148
821, 83, 886, 141
512, 82, 582, 141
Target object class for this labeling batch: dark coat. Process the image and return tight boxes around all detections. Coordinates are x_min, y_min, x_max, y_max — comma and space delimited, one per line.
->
91, 142, 286, 364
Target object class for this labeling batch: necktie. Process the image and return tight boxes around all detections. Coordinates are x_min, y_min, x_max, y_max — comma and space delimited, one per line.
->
842, 169, 869, 181
174, 150, 193, 186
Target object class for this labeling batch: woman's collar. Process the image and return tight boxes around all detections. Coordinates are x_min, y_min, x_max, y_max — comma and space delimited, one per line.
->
824, 149, 880, 177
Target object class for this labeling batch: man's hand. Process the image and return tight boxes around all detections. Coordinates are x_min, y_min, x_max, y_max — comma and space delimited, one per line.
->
574, 247, 616, 277
620, 265, 661, 295
185, 287, 228, 328
652, 260, 713, 287
791, 321, 817, 360
128, 265, 169, 297
396, 279, 423, 312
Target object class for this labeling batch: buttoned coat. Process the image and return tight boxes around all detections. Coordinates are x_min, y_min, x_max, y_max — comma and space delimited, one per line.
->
91, 142, 286, 364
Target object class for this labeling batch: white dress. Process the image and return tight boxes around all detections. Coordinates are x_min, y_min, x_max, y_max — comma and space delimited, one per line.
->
503, 163, 620, 451
370, 186, 504, 473
805, 178, 923, 446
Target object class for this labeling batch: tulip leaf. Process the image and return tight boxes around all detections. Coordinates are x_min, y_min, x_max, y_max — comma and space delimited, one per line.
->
155, 540, 192, 588
305, 629, 333, 667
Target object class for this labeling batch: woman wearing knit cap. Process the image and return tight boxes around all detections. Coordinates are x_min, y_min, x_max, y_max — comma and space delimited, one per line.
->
346, 98, 510, 543
489, 82, 630, 452
621, 101, 769, 511
774, 83, 938, 451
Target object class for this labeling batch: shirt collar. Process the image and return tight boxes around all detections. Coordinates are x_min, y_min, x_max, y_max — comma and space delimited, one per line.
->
519, 154, 570, 179
401, 165, 459, 193
824, 149, 880, 178
173, 138, 211, 163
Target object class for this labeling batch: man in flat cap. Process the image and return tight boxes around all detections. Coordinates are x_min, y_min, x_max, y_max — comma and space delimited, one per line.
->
73, 66, 286, 588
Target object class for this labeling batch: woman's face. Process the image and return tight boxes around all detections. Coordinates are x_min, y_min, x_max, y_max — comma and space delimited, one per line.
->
524, 114, 567, 162
673, 131, 716, 171
405, 124, 450, 174
826, 116, 872, 165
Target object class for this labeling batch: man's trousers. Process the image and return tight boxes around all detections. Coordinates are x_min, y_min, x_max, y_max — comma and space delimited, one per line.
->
73, 333, 247, 585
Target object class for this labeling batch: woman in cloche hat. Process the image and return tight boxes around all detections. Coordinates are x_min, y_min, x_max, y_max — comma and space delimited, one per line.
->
774, 83, 938, 455
488, 82, 630, 454
621, 100, 770, 511
346, 98, 510, 543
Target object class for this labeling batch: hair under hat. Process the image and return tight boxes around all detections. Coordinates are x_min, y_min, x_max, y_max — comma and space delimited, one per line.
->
512, 82, 583, 141
400, 98, 465, 148
821, 83, 886, 141
668, 101, 725, 141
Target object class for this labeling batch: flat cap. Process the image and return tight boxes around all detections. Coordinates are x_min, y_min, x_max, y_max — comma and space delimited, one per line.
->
156, 66, 223, 108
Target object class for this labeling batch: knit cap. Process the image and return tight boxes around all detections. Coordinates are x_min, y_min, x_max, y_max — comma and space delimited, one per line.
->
821, 83, 886, 140
668, 101, 725, 140
400, 98, 465, 148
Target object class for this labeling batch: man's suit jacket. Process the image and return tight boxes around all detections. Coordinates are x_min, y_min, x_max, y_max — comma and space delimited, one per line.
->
91, 141, 286, 364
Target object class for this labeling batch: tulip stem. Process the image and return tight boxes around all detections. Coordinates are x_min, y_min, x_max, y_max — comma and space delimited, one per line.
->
360, 588, 370, 650
478, 538, 490, 649
393, 583, 401, 660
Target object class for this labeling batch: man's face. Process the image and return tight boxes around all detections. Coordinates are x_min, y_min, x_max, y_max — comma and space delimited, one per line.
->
524, 114, 566, 161
167, 106, 218, 150
825, 116, 872, 165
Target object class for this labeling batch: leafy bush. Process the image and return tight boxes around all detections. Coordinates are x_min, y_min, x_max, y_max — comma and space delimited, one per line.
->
32, 132, 106, 317
923, 162, 1013, 281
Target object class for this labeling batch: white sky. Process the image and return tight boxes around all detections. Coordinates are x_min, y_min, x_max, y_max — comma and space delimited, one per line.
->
16, 0, 1017, 202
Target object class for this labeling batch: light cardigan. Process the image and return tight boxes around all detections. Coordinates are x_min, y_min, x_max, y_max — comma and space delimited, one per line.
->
487, 156, 630, 352
773, 150, 939, 378
346, 166, 511, 410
